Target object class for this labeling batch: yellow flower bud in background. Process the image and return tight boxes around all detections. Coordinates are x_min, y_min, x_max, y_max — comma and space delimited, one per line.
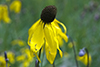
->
6, 0, 11, 2
16, 55, 26, 61
0, 5, 11, 23
10, 0, 21, 13
0, 56, 6, 67
77, 48, 92, 66
7, 52, 15, 64
77, 53, 92, 66
11, 39, 26, 46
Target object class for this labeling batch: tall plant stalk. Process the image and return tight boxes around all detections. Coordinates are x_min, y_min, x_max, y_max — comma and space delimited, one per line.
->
53, 63, 55, 67
37, 48, 42, 67
69, 36, 79, 67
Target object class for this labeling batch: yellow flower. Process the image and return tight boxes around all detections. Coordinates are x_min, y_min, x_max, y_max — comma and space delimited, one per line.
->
16, 48, 33, 62
10, 0, 21, 13
0, 52, 14, 67
16, 48, 33, 67
7, 52, 15, 64
28, 5, 68, 64
68, 41, 76, 48
77, 53, 92, 66
11, 39, 26, 46
16, 55, 26, 61
23, 61, 30, 67
24, 48, 33, 62
0, 56, 5, 63
6, 0, 11, 2
0, 56, 6, 67
0, 5, 11, 23
64, 52, 69, 58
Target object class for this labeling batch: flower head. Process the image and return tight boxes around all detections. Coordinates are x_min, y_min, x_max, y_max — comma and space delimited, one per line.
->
28, 5, 68, 64
7, 52, 15, 64
10, 0, 21, 13
0, 56, 6, 67
16, 48, 33, 67
11, 39, 26, 46
77, 48, 92, 66
0, 5, 11, 23
0, 51, 15, 67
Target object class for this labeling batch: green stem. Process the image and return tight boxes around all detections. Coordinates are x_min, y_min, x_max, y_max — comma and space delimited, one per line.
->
41, 45, 45, 67
85, 48, 89, 67
6, 62, 7, 67
53, 63, 55, 67
37, 48, 42, 67
70, 36, 79, 67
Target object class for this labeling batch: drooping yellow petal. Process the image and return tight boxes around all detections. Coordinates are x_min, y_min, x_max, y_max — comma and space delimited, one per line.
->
35, 53, 41, 63
77, 53, 92, 65
54, 37, 63, 58
59, 32, 68, 42
51, 20, 63, 46
28, 19, 41, 45
45, 42, 57, 64
58, 48, 63, 58
52, 19, 68, 42
44, 24, 57, 54
57, 35, 63, 46
29, 21, 44, 53
54, 19, 67, 34
29, 49, 41, 62
30, 50, 35, 57
51, 24, 63, 58
44, 24, 57, 64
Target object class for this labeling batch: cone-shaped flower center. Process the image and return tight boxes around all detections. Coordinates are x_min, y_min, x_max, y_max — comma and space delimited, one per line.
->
41, 5, 57, 24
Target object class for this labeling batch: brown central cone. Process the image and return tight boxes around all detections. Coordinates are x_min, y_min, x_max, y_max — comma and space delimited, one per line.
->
41, 5, 57, 24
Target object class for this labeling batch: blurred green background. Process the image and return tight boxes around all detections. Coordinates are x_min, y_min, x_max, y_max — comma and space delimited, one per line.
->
0, 0, 100, 67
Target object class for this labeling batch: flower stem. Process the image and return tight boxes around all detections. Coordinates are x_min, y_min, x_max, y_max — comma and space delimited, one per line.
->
41, 46, 45, 67
5, 61, 7, 67
85, 48, 89, 67
4, 51, 8, 67
53, 63, 55, 67
69, 36, 79, 67
37, 48, 42, 67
